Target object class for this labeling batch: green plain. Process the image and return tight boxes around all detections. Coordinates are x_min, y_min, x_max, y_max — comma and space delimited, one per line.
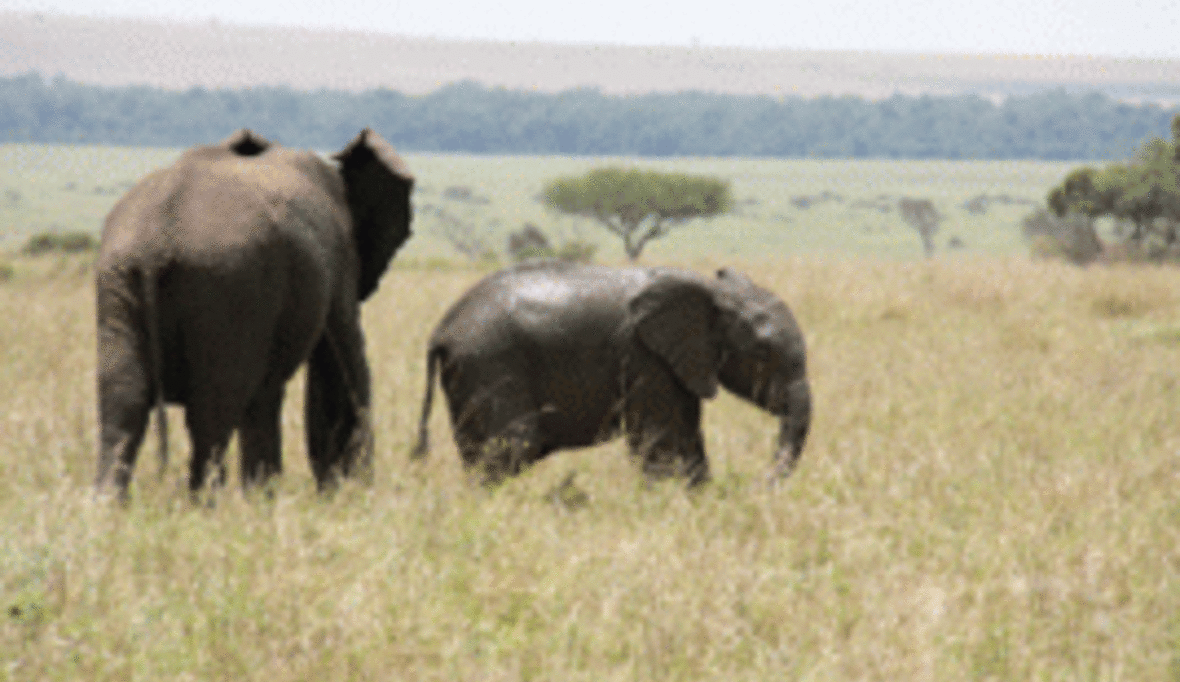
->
0, 144, 1078, 261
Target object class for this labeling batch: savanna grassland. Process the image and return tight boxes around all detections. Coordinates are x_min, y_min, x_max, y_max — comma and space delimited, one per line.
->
2, 145, 1179, 680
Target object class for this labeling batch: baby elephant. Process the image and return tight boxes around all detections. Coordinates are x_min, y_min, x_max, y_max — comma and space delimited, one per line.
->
413, 261, 811, 486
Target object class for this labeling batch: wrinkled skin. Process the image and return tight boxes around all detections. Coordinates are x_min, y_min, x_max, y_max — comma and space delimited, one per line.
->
414, 261, 811, 486
96, 128, 414, 499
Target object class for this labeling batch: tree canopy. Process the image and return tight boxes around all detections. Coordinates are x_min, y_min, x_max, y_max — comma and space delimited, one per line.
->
542, 168, 732, 260
897, 198, 943, 258
1047, 114, 1180, 256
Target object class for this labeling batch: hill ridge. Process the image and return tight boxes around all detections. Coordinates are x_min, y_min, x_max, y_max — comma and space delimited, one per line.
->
2, 12, 1179, 102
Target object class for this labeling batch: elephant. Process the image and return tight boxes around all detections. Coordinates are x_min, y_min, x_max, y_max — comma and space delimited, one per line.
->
95, 128, 414, 499
412, 261, 811, 486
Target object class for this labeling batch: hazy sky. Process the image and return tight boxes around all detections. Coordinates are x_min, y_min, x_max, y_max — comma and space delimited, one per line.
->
4, 0, 1180, 58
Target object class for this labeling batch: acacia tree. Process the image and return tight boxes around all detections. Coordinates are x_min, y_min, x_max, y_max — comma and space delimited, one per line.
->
542, 167, 732, 260
898, 197, 943, 258
1048, 113, 1180, 257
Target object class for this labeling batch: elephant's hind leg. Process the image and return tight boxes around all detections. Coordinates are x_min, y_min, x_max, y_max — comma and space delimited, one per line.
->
183, 405, 235, 497
238, 382, 285, 488
305, 329, 373, 491
96, 281, 153, 498
96, 366, 151, 497
443, 363, 545, 486
182, 372, 254, 496
479, 409, 543, 486
444, 368, 543, 486
175, 269, 281, 495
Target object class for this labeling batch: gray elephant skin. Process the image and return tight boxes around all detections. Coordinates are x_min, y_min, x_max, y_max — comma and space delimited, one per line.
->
95, 128, 414, 498
413, 261, 811, 486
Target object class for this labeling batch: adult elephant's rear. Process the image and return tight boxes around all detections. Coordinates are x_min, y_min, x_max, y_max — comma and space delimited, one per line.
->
95, 129, 414, 499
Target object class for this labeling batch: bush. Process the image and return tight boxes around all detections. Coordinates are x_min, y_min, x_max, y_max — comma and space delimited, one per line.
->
22, 231, 98, 256
507, 224, 596, 264
0, 262, 13, 282
507, 224, 552, 261
1022, 209, 1103, 265
554, 240, 597, 263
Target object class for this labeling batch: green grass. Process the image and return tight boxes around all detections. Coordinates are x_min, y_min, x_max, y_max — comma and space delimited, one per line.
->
0, 144, 181, 249
405, 154, 1075, 261
2, 255, 1178, 680
1, 143, 1076, 262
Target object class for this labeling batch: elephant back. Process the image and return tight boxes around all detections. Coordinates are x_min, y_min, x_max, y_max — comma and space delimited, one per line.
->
429, 262, 644, 355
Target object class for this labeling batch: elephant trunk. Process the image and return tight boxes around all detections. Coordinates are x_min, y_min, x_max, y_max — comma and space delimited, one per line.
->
717, 352, 812, 479
771, 377, 811, 480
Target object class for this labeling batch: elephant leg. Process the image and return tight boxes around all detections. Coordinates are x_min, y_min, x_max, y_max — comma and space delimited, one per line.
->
96, 349, 152, 497
238, 382, 285, 488
183, 403, 234, 497
624, 361, 711, 486
173, 269, 280, 495
304, 338, 336, 487
480, 406, 542, 486
95, 279, 153, 498
306, 311, 372, 491
180, 342, 260, 496
443, 366, 542, 485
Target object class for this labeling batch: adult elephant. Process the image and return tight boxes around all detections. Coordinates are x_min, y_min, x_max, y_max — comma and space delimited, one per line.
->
95, 128, 414, 499
413, 261, 811, 486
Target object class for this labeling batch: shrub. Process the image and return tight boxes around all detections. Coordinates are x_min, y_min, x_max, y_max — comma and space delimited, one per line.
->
554, 240, 597, 263
1021, 209, 1102, 265
507, 224, 596, 264
507, 224, 552, 261
22, 231, 98, 256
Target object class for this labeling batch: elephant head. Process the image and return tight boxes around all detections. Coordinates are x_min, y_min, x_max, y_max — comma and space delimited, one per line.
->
334, 129, 415, 301
629, 267, 811, 480
302, 130, 415, 485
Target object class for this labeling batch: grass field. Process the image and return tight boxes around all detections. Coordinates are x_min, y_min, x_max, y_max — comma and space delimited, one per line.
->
2, 247, 1178, 679
0, 143, 1076, 263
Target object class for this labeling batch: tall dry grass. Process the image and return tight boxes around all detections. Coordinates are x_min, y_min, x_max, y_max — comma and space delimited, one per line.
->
1, 256, 1178, 680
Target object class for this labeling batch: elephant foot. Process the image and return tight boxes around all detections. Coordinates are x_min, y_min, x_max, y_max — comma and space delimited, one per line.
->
93, 482, 133, 507
636, 448, 711, 489
767, 450, 800, 485
409, 436, 429, 460
685, 459, 711, 488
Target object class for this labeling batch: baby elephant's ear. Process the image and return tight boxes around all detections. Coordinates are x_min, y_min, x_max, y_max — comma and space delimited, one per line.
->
629, 276, 723, 399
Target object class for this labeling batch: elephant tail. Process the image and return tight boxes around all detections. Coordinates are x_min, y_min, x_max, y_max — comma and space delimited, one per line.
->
411, 346, 442, 460
142, 265, 169, 479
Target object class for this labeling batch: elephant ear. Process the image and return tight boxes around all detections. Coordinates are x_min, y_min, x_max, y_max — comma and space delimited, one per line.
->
219, 129, 271, 156
713, 268, 760, 352
630, 276, 724, 399
334, 129, 415, 301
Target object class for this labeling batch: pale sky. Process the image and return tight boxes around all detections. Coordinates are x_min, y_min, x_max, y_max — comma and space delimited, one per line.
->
4, 0, 1180, 59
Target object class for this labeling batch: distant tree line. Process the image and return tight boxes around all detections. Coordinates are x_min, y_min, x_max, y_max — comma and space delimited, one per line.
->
1, 73, 1177, 160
